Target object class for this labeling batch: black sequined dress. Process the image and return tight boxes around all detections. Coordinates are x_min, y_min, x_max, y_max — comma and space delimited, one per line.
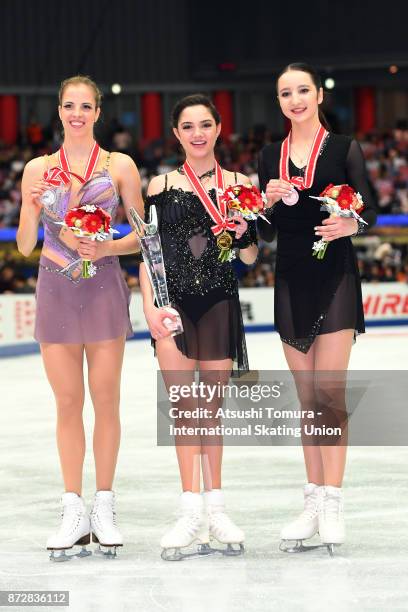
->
145, 178, 257, 374
257, 134, 377, 353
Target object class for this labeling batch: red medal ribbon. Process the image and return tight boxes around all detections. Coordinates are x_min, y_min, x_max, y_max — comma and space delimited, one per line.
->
43, 141, 101, 187
43, 167, 85, 186
279, 124, 328, 190
182, 161, 236, 235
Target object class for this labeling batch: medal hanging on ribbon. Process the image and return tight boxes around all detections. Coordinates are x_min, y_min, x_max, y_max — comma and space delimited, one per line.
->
42, 141, 101, 195
279, 124, 328, 205
59, 141, 100, 183
182, 160, 236, 262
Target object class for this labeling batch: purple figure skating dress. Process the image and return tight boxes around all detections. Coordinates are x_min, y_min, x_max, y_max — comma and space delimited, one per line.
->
35, 154, 133, 343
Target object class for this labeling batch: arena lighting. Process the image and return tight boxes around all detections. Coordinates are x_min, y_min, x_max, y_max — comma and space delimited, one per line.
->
389, 65, 398, 74
111, 83, 122, 94
324, 78, 335, 90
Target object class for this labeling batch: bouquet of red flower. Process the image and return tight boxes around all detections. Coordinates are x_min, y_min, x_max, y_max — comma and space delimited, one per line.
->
310, 184, 367, 260
218, 183, 270, 222
58, 204, 118, 278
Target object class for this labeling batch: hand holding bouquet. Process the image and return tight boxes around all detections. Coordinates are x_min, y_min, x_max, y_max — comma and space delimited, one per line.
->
310, 184, 367, 260
213, 183, 268, 263
57, 204, 118, 277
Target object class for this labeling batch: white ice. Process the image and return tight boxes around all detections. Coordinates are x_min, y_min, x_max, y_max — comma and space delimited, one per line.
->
1, 329, 408, 612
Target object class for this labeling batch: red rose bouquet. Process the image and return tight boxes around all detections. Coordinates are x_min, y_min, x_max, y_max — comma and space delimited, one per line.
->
310, 184, 367, 260
218, 183, 270, 222
58, 204, 118, 278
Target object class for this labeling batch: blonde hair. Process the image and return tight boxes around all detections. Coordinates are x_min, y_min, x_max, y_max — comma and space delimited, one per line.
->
59, 75, 102, 108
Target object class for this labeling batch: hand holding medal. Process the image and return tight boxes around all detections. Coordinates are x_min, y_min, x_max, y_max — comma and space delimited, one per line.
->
40, 142, 101, 213
265, 178, 295, 207
29, 178, 49, 215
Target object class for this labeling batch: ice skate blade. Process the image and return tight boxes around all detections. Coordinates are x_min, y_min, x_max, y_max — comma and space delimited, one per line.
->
91, 533, 122, 558
209, 542, 245, 557
325, 543, 342, 557
161, 543, 214, 562
94, 544, 119, 559
280, 539, 326, 553
49, 546, 92, 562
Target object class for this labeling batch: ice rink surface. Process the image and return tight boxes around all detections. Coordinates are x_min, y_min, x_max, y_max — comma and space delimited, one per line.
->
1, 329, 407, 612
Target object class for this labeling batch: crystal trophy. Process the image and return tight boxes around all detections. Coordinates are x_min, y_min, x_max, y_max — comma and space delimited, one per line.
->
129, 205, 183, 336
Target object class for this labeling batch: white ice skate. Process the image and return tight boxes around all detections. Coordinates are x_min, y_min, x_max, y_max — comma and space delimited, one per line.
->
318, 485, 345, 556
46, 492, 91, 562
204, 489, 245, 556
90, 490, 123, 559
280, 483, 324, 553
160, 492, 212, 561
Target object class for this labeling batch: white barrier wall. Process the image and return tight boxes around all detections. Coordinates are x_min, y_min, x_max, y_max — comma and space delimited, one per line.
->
1, 283, 408, 355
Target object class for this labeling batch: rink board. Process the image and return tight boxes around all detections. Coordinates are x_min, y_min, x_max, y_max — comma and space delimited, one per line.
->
1, 283, 408, 356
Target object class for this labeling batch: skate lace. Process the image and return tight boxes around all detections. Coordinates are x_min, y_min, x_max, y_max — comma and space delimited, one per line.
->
92, 501, 117, 525
174, 511, 202, 537
323, 494, 342, 520
59, 505, 84, 535
209, 509, 235, 531
300, 493, 319, 521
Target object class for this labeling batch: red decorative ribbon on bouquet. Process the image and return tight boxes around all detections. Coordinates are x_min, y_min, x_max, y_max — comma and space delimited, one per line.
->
279, 124, 328, 190
43, 141, 101, 186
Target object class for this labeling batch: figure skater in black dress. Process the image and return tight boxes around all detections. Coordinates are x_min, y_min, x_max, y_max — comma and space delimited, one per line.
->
257, 63, 377, 553
140, 94, 258, 559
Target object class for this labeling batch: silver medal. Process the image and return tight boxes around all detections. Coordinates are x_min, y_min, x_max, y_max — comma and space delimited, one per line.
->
282, 189, 299, 206
40, 189, 57, 208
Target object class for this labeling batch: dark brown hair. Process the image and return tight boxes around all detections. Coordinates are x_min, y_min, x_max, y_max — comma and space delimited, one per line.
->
277, 63, 330, 130
171, 94, 220, 128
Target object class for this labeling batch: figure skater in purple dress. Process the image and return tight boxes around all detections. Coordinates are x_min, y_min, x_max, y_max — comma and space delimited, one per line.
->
17, 75, 143, 560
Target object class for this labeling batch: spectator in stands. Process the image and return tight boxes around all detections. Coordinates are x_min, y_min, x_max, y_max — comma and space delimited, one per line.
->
26, 116, 45, 151
0, 265, 15, 292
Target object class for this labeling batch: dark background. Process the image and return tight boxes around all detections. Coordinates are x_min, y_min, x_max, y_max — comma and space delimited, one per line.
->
1, 0, 407, 87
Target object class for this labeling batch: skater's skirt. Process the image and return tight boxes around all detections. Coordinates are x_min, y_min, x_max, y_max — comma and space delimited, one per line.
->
34, 255, 133, 344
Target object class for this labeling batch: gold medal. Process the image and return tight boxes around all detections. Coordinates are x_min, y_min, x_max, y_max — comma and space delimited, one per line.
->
217, 230, 232, 251
217, 230, 233, 262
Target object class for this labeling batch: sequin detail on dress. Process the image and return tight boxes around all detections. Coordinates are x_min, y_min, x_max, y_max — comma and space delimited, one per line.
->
41, 170, 119, 283
35, 165, 133, 344
145, 187, 257, 375
146, 188, 256, 303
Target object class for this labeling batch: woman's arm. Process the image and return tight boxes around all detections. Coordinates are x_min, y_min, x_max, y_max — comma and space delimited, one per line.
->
16, 158, 46, 257
230, 171, 258, 264
256, 150, 278, 243
345, 139, 378, 232
316, 139, 378, 242
139, 175, 176, 339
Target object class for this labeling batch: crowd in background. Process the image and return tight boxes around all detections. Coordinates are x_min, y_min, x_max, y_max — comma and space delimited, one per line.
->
1, 119, 408, 293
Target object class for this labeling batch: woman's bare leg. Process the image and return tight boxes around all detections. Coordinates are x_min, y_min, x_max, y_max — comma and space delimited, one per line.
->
314, 329, 354, 486
40, 342, 85, 494
282, 342, 324, 485
199, 359, 232, 491
85, 335, 126, 491
156, 336, 201, 493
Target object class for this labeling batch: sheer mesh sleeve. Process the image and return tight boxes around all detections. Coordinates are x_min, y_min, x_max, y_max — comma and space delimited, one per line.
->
346, 139, 378, 232
232, 219, 257, 249
257, 149, 277, 242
